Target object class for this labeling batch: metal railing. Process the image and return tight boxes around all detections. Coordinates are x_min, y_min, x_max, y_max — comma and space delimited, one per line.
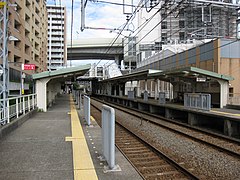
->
0, 94, 37, 125
184, 93, 211, 111
83, 95, 90, 126
101, 104, 120, 172
159, 92, 166, 104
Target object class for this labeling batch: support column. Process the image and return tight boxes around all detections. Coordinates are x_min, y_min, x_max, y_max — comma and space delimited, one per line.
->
217, 79, 229, 108
136, 80, 141, 97
119, 84, 122, 96
144, 79, 147, 91
224, 120, 234, 137
114, 85, 117, 96
150, 80, 153, 97
154, 79, 159, 100
107, 83, 111, 95
115, 55, 120, 67
188, 113, 199, 126
36, 78, 50, 112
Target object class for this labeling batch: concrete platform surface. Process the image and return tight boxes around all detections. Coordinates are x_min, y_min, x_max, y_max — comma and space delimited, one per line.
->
0, 94, 142, 180
78, 110, 142, 180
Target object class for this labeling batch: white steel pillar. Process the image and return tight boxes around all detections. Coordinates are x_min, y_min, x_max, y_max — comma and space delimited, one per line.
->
36, 78, 50, 112
0, 1, 9, 124
144, 79, 148, 91
154, 79, 159, 100
136, 80, 141, 97
217, 80, 229, 108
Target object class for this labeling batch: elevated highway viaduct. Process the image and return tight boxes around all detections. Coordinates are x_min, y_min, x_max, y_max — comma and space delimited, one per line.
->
67, 38, 124, 65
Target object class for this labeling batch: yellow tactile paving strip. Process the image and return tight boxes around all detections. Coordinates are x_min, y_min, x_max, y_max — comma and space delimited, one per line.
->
211, 110, 240, 117
65, 97, 98, 180
90, 116, 96, 122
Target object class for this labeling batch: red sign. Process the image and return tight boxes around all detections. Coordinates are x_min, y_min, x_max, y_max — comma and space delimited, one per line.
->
22, 64, 36, 70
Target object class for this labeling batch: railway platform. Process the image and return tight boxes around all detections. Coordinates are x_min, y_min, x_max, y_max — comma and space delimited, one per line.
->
0, 94, 141, 180
94, 94, 240, 138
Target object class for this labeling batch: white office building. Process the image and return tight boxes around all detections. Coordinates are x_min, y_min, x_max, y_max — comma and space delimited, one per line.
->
47, 5, 67, 70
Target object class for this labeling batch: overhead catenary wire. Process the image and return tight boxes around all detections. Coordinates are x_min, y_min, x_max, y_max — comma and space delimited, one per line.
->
103, 0, 181, 69
85, 0, 162, 70
103, 0, 238, 69
83, 0, 146, 74
104, 12, 239, 71
102, 0, 169, 67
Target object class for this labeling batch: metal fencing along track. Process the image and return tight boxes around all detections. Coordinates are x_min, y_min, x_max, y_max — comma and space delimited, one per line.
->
91, 101, 199, 180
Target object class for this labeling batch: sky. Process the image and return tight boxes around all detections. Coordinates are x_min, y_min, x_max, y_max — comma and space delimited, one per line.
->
47, 0, 138, 41
46, 0, 139, 67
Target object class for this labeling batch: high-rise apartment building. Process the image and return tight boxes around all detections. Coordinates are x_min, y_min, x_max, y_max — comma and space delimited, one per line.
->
136, 1, 238, 63
8, 0, 48, 73
47, 5, 67, 70
0, 0, 48, 95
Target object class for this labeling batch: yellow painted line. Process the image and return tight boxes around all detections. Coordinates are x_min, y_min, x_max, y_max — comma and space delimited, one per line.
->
211, 110, 240, 117
90, 116, 95, 122
66, 96, 98, 180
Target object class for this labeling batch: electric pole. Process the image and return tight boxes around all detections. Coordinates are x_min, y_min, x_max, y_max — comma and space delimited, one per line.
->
0, 0, 9, 124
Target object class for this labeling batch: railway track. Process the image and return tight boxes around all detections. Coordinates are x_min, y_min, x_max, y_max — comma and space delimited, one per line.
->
91, 101, 199, 179
91, 97, 240, 159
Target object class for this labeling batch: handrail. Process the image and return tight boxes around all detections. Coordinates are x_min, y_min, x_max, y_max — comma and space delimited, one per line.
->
0, 94, 37, 125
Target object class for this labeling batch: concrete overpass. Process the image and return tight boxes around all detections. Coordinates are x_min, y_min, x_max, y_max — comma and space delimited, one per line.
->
67, 38, 124, 65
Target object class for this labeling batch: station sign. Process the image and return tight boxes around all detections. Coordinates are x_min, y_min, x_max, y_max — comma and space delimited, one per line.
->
22, 64, 36, 70
196, 77, 206, 82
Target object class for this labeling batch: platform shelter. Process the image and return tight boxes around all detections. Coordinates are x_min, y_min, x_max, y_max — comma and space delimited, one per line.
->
96, 67, 233, 108
32, 64, 91, 112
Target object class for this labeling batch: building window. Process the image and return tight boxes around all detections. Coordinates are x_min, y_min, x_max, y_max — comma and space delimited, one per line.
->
14, 20, 21, 31
128, 37, 136, 56
179, 20, 185, 28
25, 0, 31, 8
161, 33, 167, 42
161, 12, 167, 19
179, 32, 185, 40
161, 21, 167, 29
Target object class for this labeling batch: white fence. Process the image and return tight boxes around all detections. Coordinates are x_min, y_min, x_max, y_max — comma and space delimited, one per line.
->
0, 94, 37, 125
184, 93, 211, 111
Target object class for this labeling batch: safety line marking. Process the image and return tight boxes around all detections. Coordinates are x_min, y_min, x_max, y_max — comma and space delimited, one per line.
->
211, 110, 240, 117
90, 116, 96, 122
66, 96, 98, 180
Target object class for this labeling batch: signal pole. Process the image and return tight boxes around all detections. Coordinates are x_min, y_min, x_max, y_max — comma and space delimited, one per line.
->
0, 0, 9, 124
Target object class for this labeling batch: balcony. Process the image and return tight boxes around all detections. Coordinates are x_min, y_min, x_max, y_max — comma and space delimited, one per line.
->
50, 48, 64, 53
51, 37, 64, 41
51, 31, 64, 36
50, 54, 63, 58
48, 60, 64, 64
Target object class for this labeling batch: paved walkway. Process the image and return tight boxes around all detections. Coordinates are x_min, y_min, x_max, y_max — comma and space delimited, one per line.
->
0, 94, 73, 180
0, 94, 142, 180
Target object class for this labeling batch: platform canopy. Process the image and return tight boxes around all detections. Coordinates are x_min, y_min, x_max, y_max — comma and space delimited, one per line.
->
32, 64, 91, 112
100, 69, 162, 83
101, 67, 233, 83
148, 67, 234, 82
32, 64, 91, 81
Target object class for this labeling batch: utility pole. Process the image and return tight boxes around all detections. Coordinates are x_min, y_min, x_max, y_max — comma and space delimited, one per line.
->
237, 7, 240, 39
0, 0, 9, 124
